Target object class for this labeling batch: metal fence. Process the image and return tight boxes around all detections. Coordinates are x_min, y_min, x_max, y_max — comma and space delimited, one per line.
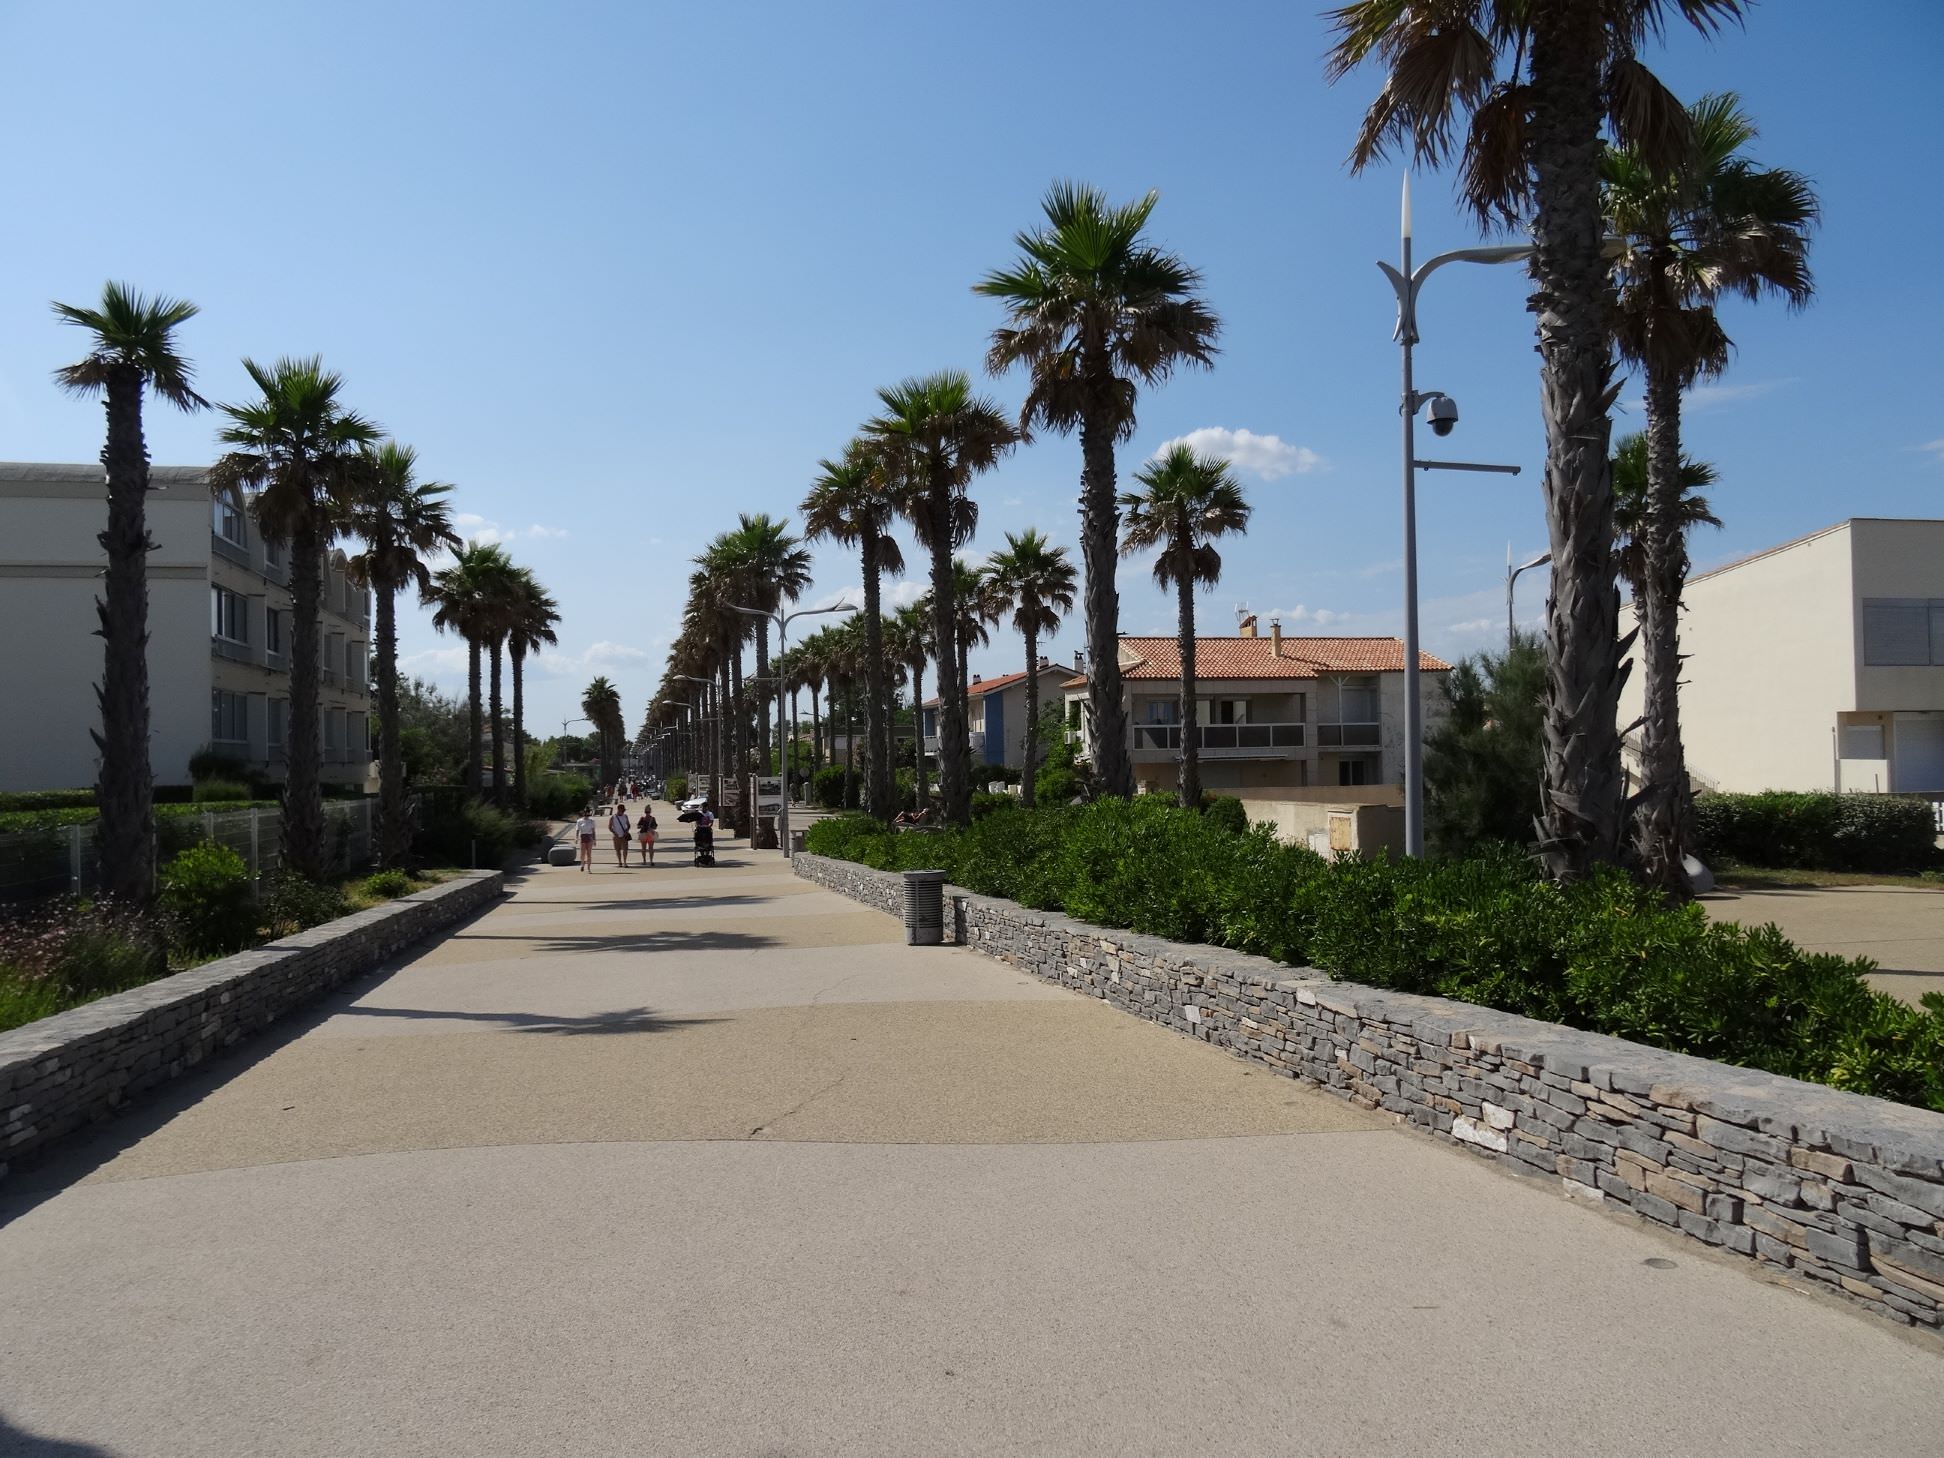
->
0, 800, 375, 903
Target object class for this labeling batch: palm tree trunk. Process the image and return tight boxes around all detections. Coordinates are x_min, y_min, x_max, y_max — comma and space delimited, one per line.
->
465, 638, 483, 796
1634, 358, 1691, 894
1177, 567, 1200, 810
1079, 403, 1131, 797
1021, 619, 1040, 810
285, 516, 327, 880
94, 363, 157, 906
1528, 5, 1625, 882
929, 510, 969, 824
489, 636, 506, 804
375, 570, 408, 866
862, 534, 891, 822
511, 644, 528, 810
912, 659, 929, 810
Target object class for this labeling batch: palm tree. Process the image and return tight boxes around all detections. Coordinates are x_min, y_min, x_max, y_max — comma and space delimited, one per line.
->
343, 442, 458, 865
716, 513, 813, 785
506, 569, 561, 810
1605, 92, 1817, 892
211, 357, 379, 879
51, 282, 207, 905
1612, 433, 1721, 605
427, 541, 515, 798
1118, 446, 1252, 809
582, 676, 623, 787
804, 442, 905, 821
977, 183, 1220, 801
888, 603, 934, 809
797, 628, 830, 775
1325, 0, 1742, 882
983, 530, 1078, 808
868, 371, 1020, 825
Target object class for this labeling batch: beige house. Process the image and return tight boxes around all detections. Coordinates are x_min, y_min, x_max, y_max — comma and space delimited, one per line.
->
1618, 518, 1944, 797
1062, 617, 1451, 796
0, 462, 374, 793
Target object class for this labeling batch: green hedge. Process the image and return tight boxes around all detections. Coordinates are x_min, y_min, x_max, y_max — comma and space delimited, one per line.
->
805, 799, 1944, 1112
0, 800, 274, 835
1692, 791, 1938, 873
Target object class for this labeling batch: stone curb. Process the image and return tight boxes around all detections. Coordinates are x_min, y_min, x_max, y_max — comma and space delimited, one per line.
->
0, 870, 504, 1177
794, 853, 1944, 1332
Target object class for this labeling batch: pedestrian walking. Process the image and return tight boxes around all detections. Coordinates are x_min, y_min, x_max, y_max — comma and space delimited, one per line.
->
609, 804, 632, 867
575, 809, 597, 873
638, 808, 657, 867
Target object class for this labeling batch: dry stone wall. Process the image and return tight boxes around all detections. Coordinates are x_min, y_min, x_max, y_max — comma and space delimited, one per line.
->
793, 852, 1944, 1331
0, 870, 503, 1176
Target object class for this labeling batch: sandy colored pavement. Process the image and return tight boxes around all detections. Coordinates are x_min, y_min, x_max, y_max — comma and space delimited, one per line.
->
2, 805, 1940, 1457
1704, 883, 1944, 1005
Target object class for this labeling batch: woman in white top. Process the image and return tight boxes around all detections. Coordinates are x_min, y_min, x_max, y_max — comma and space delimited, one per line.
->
608, 805, 632, 867
575, 811, 597, 873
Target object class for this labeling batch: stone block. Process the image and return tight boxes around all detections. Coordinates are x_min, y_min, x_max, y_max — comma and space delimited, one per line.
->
1803, 1225, 1868, 1272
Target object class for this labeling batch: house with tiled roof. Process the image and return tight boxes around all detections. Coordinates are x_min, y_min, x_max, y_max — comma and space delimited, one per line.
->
1061, 615, 1451, 796
920, 658, 1081, 772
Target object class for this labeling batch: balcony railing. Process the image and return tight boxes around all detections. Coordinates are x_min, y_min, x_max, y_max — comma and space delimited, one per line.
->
1316, 721, 1381, 748
210, 635, 254, 664
212, 533, 251, 567
1131, 722, 1306, 753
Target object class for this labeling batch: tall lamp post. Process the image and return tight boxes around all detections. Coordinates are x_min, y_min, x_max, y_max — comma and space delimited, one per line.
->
731, 600, 854, 857
670, 674, 713, 804
1377, 174, 1530, 857
1506, 547, 1552, 648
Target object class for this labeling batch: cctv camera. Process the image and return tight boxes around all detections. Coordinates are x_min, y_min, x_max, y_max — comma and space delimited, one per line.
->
1427, 395, 1459, 437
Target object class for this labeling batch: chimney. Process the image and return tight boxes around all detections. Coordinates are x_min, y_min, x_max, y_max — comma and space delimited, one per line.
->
1238, 613, 1258, 639
1037, 654, 1049, 669
971, 673, 982, 684
1270, 618, 1282, 656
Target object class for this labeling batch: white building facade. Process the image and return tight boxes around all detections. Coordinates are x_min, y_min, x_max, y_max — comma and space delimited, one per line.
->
1617, 518, 1944, 795
0, 462, 375, 793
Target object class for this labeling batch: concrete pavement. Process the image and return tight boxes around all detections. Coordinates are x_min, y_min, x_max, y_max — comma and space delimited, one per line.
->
1704, 883, 1944, 1006
1, 803, 1939, 1456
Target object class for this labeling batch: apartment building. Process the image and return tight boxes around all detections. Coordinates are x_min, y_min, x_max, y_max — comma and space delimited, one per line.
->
0, 462, 374, 793
919, 659, 1082, 772
1617, 518, 1944, 795
1062, 616, 1450, 796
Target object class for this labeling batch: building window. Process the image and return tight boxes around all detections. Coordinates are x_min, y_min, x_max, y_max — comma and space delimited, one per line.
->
211, 585, 248, 643
213, 496, 246, 545
1338, 759, 1370, 787
264, 536, 284, 571
1862, 599, 1944, 666
268, 698, 287, 751
211, 690, 248, 745
1145, 699, 1179, 724
1842, 723, 1885, 760
1332, 682, 1380, 723
352, 713, 370, 756
346, 642, 365, 684
266, 609, 285, 658
324, 709, 342, 754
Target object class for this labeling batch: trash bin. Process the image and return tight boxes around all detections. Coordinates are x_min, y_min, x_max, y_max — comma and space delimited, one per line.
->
789, 828, 807, 856
901, 869, 948, 946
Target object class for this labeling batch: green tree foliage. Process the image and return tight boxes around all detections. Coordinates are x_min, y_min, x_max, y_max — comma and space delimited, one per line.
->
1424, 633, 1546, 856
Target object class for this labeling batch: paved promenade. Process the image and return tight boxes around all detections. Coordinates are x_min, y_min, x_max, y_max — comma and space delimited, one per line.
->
1, 805, 1939, 1456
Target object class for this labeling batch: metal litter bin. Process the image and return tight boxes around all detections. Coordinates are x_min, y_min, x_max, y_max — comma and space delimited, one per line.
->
901, 869, 948, 946
789, 828, 807, 856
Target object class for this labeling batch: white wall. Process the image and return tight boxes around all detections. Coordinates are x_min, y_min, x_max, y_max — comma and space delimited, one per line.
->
0, 476, 211, 791
1620, 522, 1855, 792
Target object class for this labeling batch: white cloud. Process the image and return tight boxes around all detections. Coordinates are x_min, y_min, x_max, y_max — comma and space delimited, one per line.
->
1914, 438, 1944, 464
1619, 377, 1795, 417
450, 511, 570, 546
530, 640, 650, 678
1265, 604, 1349, 627
1444, 617, 1494, 635
396, 645, 470, 680
1154, 427, 1324, 481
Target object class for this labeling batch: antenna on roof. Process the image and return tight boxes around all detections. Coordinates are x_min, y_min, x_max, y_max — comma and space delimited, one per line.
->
1234, 602, 1250, 626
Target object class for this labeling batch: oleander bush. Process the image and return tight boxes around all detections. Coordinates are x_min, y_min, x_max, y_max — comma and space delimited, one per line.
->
809, 765, 849, 810
805, 798, 1944, 1111
665, 775, 689, 804
263, 871, 349, 937
1692, 791, 1938, 873
411, 795, 537, 868
157, 843, 258, 955
0, 898, 166, 1033
362, 868, 414, 900
526, 773, 593, 820
1200, 794, 1248, 834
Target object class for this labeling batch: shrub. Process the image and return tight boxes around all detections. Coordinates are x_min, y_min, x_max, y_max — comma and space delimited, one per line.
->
526, 773, 592, 819
1034, 765, 1080, 805
810, 765, 849, 810
666, 775, 689, 803
0, 898, 166, 1032
1200, 794, 1248, 834
263, 872, 348, 936
193, 778, 252, 804
411, 795, 531, 867
158, 843, 258, 955
0, 789, 96, 814
189, 747, 249, 782
969, 791, 1014, 820
362, 868, 413, 900
805, 797, 1944, 1112
1692, 791, 1938, 873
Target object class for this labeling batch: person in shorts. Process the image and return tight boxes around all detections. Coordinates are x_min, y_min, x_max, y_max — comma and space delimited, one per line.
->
609, 804, 632, 867
638, 808, 657, 867
575, 810, 597, 872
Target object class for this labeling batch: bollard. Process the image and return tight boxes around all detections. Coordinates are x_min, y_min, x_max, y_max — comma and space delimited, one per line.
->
901, 869, 948, 947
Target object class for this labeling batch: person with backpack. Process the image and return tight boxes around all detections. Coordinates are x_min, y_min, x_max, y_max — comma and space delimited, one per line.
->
608, 803, 632, 868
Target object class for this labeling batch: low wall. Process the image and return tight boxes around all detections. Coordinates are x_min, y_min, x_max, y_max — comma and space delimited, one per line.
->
1239, 798, 1404, 856
792, 853, 1944, 1332
0, 870, 503, 1175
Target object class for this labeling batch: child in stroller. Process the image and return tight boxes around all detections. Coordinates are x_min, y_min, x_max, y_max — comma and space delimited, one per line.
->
678, 801, 718, 866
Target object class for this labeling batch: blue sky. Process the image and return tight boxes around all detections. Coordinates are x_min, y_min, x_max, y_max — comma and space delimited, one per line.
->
2, 1, 1940, 736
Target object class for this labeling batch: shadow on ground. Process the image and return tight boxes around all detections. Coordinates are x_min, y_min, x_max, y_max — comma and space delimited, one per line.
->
332, 1005, 720, 1036
0, 1413, 123, 1455
449, 930, 781, 955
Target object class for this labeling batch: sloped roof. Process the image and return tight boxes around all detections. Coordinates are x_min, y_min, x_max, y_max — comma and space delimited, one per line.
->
921, 663, 1076, 711
1060, 635, 1449, 688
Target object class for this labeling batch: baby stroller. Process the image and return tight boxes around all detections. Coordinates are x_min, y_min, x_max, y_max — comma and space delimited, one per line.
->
679, 809, 716, 867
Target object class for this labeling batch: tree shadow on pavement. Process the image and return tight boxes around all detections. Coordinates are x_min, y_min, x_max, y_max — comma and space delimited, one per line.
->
449, 930, 781, 955
329, 1005, 721, 1036
0, 1414, 124, 1455
502, 894, 776, 914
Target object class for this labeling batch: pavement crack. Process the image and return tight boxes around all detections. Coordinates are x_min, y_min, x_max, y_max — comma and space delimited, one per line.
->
746, 1070, 850, 1139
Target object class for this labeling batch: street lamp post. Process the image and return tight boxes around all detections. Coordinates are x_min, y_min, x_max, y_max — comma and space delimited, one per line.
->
730, 600, 854, 857
1506, 547, 1552, 649
1377, 174, 1531, 857
670, 674, 713, 805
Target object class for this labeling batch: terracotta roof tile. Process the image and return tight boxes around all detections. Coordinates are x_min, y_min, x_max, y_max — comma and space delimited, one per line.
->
920, 664, 1076, 710
1061, 635, 1448, 688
